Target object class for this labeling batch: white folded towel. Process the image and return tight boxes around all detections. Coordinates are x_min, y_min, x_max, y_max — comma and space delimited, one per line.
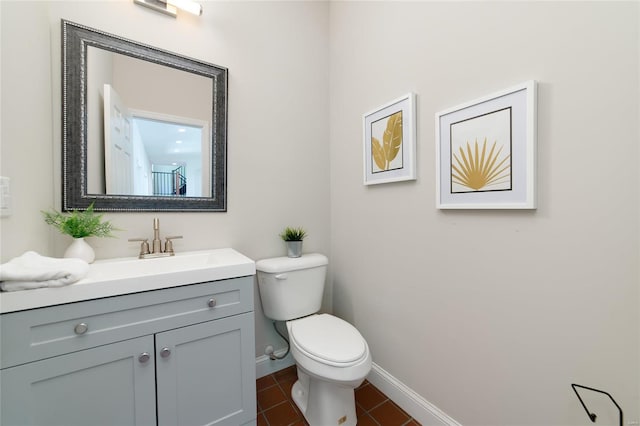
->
0, 251, 90, 292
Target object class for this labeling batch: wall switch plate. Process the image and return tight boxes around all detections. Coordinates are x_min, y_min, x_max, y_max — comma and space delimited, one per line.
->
0, 177, 12, 217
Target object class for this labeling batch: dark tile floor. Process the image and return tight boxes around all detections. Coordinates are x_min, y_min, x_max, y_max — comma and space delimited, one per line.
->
256, 365, 421, 426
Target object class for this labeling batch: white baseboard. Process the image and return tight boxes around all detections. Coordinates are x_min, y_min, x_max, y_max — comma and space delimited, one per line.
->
255, 349, 295, 379
366, 362, 462, 426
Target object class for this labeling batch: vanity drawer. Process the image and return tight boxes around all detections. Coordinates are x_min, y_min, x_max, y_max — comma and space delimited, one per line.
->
0, 276, 253, 369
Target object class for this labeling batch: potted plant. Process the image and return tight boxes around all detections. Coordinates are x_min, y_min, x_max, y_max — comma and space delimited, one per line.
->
42, 202, 118, 263
279, 226, 307, 258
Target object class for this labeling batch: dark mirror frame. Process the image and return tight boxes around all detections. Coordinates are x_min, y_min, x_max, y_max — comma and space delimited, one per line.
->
62, 20, 227, 212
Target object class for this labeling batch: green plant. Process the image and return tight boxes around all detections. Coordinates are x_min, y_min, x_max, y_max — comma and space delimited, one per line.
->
279, 226, 307, 241
42, 202, 118, 238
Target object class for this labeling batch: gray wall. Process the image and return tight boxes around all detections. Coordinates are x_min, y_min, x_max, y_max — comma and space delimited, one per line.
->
0, 0, 330, 367
329, 1, 639, 425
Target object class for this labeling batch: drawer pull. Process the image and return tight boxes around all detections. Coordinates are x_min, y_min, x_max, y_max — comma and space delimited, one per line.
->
160, 347, 171, 358
138, 352, 150, 363
74, 323, 88, 335
208, 298, 217, 308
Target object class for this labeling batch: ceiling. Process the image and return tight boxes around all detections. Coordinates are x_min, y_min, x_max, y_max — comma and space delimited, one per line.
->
133, 117, 203, 165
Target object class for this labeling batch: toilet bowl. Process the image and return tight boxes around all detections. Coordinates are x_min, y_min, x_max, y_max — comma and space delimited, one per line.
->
255, 254, 372, 426
287, 314, 372, 426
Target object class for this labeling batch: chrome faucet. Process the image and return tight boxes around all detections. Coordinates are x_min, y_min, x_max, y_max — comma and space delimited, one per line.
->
128, 218, 183, 259
152, 218, 162, 254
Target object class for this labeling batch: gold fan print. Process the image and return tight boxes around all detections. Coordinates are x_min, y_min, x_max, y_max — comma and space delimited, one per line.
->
372, 111, 402, 171
452, 137, 510, 191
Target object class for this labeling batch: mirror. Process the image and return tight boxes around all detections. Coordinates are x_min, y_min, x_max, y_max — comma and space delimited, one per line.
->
62, 20, 227, 211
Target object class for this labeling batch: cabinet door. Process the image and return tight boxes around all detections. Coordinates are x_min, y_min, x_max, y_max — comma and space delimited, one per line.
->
0, 336, 156, 426
156, 312, 256, 426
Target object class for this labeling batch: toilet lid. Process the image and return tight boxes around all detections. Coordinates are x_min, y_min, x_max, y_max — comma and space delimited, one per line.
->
289, 314, 366, 365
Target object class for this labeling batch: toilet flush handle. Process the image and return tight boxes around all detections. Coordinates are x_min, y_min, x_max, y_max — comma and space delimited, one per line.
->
275, 273, 288, 280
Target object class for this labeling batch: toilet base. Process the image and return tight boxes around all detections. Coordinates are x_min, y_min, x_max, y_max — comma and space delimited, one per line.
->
291, 367, 358, 426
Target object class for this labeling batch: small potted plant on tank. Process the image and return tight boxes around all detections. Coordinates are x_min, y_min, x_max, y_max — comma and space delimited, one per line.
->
279, 226, 307, 258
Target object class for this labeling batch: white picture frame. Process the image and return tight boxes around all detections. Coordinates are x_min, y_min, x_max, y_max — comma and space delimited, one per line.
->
435, 81, 537, 209
363, 93, 417, 185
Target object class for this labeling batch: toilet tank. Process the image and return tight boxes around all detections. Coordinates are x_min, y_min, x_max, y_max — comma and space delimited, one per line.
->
256, 253, 328, 321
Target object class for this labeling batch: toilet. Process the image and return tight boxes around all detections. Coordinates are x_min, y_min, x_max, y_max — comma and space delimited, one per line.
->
256, 254, 372, 426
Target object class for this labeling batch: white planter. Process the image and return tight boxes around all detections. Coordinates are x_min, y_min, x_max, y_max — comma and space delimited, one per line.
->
64, 238, 95, 264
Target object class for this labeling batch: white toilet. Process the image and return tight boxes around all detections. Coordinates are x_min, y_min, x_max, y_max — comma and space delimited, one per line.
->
256, 254, 372, 426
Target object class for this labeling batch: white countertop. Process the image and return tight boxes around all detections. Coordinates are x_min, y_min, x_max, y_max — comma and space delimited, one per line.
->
0, 248, 256, 314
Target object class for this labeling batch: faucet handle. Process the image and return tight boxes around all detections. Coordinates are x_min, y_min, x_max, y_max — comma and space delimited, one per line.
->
128, 238, 150, 258
164, 236, 183, 255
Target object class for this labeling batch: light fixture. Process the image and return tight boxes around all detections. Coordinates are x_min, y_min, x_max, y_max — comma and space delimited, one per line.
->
134, 0, 202, 18
168, 0, 202, 16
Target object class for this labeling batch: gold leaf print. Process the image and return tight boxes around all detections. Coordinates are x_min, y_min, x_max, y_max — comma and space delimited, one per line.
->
371, 137, 386, 170
451, 137, 510, 190
383, 112, 403, 167
371, 111, 403, 171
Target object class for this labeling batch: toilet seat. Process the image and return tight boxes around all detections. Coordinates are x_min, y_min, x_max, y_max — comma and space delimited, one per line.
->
288, 314, 367, 367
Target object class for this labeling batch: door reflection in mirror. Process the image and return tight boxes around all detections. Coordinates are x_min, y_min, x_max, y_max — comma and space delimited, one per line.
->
86, 45, 211, 198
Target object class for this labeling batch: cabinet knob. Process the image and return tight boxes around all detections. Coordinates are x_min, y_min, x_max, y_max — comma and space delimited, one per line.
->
160, 347, 171, 358
74, 323, 88, 335
208, 298, 217, 308
138, 352, 150, 363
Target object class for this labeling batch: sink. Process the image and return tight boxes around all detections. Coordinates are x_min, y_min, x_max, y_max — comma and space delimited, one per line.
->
90, 250, 223, 279
86, 247, 255, 284
0, 248, 256, 314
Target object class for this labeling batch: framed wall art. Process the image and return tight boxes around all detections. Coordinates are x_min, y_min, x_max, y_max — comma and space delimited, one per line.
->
435, 81, 537, 209
363, 93, 416, 185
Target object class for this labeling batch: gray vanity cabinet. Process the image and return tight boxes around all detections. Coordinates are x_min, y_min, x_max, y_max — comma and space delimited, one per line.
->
0, 277, 257, 426
155, 312, 255, 426
1, 335, 156, 426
